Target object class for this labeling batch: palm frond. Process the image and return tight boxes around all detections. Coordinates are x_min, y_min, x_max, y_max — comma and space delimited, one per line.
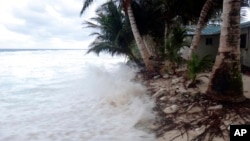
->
83, 21, 100, 29
83, 0, 137, 63
80, 0, 94, 16
187, 54, 212, 82
87, 41, 126, 56
89, 32, 101, 36
164, 26, 188, 63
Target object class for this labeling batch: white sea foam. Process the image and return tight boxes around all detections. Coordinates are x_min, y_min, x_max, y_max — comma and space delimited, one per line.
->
0, 50, 155, 141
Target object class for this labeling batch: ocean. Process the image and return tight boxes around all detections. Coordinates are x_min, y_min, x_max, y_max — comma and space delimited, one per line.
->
0, 50, 155, 141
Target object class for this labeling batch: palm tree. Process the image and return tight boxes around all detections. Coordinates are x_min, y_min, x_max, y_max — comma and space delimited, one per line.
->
160, 26, 187, 75
84, 1, 140, 65
81, 0, 155, 73
188, 0, 249, 59
188, 0, 215, 59
164, 26, 188, 73
131, 0, 215, 60
125, 1, 155, 72
207, 0, 246, 102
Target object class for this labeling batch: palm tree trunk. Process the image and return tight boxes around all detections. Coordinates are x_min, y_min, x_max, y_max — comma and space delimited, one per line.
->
127, 4, 155, 72
164, 22, 168, 47
188, 0, 214, 60
142, 35, 153, 56
127, 49, 142, 66
206, 0, 246, 102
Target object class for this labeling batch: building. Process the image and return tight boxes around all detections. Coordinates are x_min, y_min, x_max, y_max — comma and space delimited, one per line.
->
187, 21, 250, 67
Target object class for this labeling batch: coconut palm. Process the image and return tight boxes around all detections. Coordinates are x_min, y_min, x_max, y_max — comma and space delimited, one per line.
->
188, 0, 248, 59
187, 54, 212, 85
207, 0, 246, 102
188, 0, 215, 59
164, 26, 188, 73
84, 1, 140, 65
132, 0, 215, 60
166, 27, 188, 56
126, 1, 155, 72
81, 0, 155, 73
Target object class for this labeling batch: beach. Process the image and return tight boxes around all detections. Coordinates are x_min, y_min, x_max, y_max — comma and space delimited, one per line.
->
143, 72, 250, 141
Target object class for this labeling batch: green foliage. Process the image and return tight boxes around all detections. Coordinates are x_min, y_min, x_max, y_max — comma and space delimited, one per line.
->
84, 1, 139, 64
80, 0, 222, 70
187, 54, 212, 83
80, 0, 94, 15
165, 27, 187, 63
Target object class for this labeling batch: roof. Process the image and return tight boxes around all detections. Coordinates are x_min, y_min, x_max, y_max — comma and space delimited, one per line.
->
240, 20, 250, 28
187, 21, 250, 36
200, 26, 221, 35
186, 25, 221, 36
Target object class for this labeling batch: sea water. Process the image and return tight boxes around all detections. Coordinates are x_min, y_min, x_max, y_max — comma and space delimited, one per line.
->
0, 50, 155, 141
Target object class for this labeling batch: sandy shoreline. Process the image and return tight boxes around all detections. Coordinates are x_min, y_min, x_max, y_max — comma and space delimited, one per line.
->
143, 73, 250, 141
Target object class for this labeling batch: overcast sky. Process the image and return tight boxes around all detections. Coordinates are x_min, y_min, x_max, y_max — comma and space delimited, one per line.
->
0, 0, 105, 49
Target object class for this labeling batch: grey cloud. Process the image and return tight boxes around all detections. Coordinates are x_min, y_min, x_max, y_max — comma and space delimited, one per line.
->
6, 0, 93, 42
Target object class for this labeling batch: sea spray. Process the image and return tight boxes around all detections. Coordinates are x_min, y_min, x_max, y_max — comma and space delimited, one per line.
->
0, 50, 156, 141
81, 63, 156, 141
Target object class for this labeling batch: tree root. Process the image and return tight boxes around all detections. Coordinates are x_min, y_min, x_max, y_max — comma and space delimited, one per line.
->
153, 92, 250, 141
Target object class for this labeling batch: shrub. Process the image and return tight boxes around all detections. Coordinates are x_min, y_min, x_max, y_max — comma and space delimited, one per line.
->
187, 54, 212, 83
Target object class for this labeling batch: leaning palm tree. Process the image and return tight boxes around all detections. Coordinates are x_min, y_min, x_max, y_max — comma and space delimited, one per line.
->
81, 0, 155, 73
188, 0, 215, 59
207, 0, 246, 102
85, 1, 140, 65
130, 0, 217, 64
188, 0, 248, 59
125, 1, 155, 72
